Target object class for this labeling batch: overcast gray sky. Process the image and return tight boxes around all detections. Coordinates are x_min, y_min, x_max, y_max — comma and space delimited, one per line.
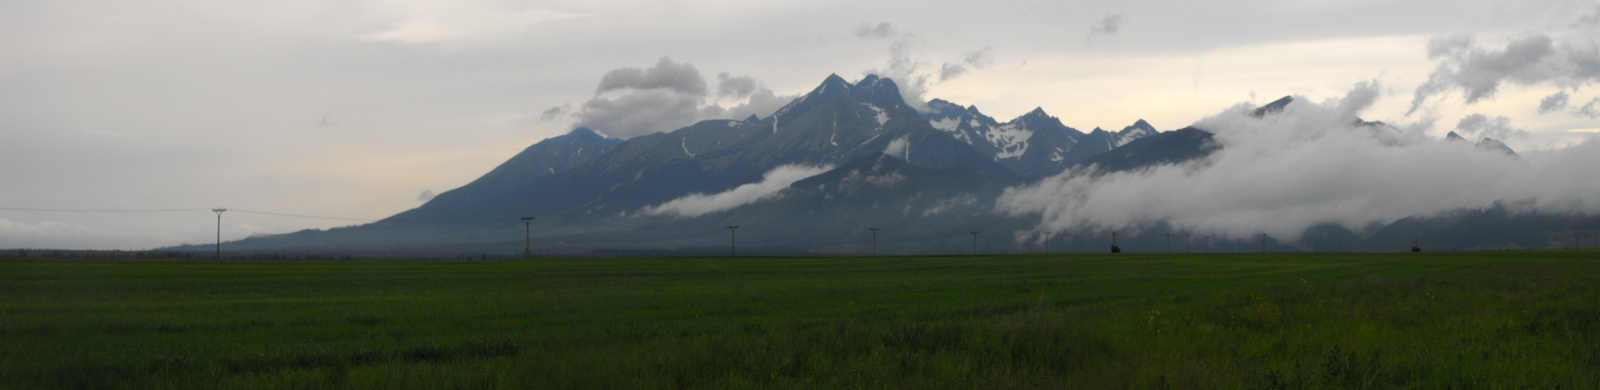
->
3, 0, 1597, 249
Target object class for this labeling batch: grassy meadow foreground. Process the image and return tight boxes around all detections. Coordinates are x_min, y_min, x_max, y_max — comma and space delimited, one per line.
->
2, 251, 1597, 388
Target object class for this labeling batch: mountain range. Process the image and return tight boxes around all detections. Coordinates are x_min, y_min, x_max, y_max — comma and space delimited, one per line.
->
178, 74, 1591, 257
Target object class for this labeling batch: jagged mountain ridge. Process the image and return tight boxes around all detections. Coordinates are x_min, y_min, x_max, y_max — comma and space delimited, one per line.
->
921, 99, 1163, 176
173, 75, 1584, 256
1073, 127, 1218, 172
1446, 131, 1518, 157
385, 74, 1003, 223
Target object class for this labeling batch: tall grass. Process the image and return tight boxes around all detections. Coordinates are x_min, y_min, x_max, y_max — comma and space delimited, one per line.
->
2, 251, 1596, 388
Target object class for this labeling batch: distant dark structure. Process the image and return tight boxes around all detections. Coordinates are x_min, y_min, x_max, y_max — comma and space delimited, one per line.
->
727, 226, 739, 258
1411, 237, 1421, 253
1111, 232, 1122, 253
869, 228, 879, 256
970, 231, 980, 255
520, 216, 535, 258
212, 208, 227, 260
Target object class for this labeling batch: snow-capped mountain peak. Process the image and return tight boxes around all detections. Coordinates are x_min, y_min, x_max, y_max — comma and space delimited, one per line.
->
1115, 119, 1159, 147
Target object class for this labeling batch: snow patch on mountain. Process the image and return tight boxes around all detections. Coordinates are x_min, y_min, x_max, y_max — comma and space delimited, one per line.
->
989, 123, 1033, 159
884, 136, 910, 162
863, 103, 889, 127
1114, 122, 1159, 147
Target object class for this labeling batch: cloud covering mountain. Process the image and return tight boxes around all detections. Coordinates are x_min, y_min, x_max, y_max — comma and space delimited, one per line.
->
1001, 81, 1600, 243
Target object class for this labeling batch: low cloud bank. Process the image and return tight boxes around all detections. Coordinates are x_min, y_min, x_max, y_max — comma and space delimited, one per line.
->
641, 164, 833, 218
999, 82, 1600, 241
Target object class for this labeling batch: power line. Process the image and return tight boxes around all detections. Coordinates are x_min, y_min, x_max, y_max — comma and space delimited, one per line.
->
0, 207, 210, 213
0, 206, 848, 233
2, 205, 803, 233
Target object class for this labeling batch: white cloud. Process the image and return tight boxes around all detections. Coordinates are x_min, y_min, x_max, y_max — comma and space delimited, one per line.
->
938, 47, 994, 82
1577, 97, 1600, 119
1408, 33, 1600, 114
641, 164, 833, 218
361, 3, 586, 44
998, 82, 1600, 241
1454, 113, 1530, 140
575, 58, 798, 137
853, 22, 898, 39
1538, 91, 1570, 114
865, 35, 932, 111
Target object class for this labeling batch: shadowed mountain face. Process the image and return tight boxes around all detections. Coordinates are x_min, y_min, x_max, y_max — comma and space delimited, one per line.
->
1446, 131, 1519, 157
1252, 96, 1295, 117
1073, 127, 1218, 172
1056, 121, 1161, 171
424, 127, 623, 208
181, 76, 1589, 256
384, 74, 1002, 223
688, 152, 1029, 239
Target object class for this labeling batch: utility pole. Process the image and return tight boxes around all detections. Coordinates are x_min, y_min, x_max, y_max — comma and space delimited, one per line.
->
1043, 232, 1050, 253
727, 226, 739, 258
520, 216, 535, 258
970, 231, 980, 255
869, 228, 879, 256
1111, 231, 1121, 253
212, 208, 227, 260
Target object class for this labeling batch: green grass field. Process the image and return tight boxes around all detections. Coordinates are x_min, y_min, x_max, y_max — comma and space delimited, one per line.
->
3, 251, 1597, 389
